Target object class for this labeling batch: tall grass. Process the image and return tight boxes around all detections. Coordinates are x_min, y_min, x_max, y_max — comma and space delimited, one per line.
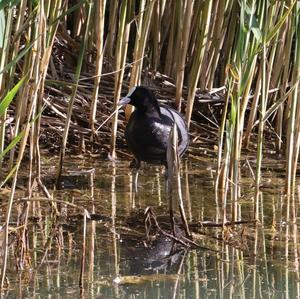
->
57, 0, 92, 182
215, 1, 297, 222
0, 1, 299, 200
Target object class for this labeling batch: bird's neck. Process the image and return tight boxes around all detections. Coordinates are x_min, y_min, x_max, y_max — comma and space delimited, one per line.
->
145, 105, 161, 118
135, 101, 161, 117
145, 97, 161, 117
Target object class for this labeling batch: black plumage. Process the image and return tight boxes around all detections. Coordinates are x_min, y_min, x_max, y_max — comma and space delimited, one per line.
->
119, 86, 189, 167
119, 86, 191, 238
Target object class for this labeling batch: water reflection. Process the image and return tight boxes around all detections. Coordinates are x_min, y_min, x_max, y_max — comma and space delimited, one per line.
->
1, 158, 300, 298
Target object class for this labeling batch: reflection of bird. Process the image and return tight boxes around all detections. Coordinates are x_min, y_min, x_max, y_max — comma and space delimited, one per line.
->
118, 86, 189, 169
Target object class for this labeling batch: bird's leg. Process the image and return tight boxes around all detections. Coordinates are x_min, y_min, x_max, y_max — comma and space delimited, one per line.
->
130, 158, 140, 193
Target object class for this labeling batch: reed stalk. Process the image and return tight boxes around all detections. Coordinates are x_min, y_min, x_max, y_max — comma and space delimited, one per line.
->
0, 76, 28, 183
255, 42, 267, 218
89, 0, 106, 142
110, 0, 132, 158
219, 1, 238, 86
0, 35, 38, 286
124, 0, 146, 120
0, 122, 32, 287
215, 76, 232, 223
266, 4, 288, 151
205, 0, 232, 89
35, 0, 64, 179
8, 1, 47, 171
172, 0, 185, 79
185, 0, 212, 128
128, 0, 146, 88
218, 0, 262, 221
175, 0, 193, 111
0, 2, 13, 176
255, 3, 287, 210
286, 5, 300, 194
164, 0, 176, 76
243, 68, 261, 148
134, 0, 155, 79
150, 0, 162, 72
125, 0, 154, 120
57, 1, 92, 183
277, 20, 293, 150
106, 0, 118, 60
8, 42, 35, 170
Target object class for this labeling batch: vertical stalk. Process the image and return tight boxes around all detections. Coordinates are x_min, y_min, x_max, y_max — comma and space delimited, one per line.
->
215, 77, 232, 224
164, 0, 176, 76
175, 0, 193, 111
0, 3, 13, 175
0, 73, 36, 288
89, 0, 106, 142
185, 0, 212, 128
287, 7, 300, 194
206, 0, 232, 89
110, 0, 132, 158
231, 87, 239, 222
106, 0, 118, 60
34, 0, 63, 181
128, 0, 146, 88
57, 1, 92, 183
126, 0, 155, 120
255, 39, 267, 218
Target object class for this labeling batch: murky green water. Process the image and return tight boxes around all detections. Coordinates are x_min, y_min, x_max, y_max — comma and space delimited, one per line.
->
2, 157, 300, 298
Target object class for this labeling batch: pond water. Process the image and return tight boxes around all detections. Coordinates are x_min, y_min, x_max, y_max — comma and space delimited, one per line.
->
2, 156, 300, 298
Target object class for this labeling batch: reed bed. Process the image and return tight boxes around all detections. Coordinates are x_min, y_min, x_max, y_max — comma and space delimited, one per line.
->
0, 0, 299, 288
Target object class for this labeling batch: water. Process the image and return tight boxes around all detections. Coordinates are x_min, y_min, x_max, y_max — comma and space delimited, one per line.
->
2, 157, 300, 298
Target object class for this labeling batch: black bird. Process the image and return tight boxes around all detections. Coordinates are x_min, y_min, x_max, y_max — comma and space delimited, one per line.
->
119, 86, 191, 238
118, 86, 189, 169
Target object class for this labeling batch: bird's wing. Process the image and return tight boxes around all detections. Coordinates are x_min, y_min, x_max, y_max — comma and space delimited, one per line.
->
159, 107, 189, 155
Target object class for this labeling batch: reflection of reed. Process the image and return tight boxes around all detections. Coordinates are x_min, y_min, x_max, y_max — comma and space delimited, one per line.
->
88, 171, 95, 285
252, 226, 259, 298
111, 162, 120, 297
184, 161, 192, 222
260, 193, 271, 295
254, 191, 260, 220
292, 209, 299, 298
156, 169, 162, 206
191, 250, 200, 299
172, 250, 187, 299
79, 209, 87, 289
79, 169, 95, 290
2, 160, 300, 298
218, 243, 225, 298
129, 171, 136, 209
16, 201, 30, 270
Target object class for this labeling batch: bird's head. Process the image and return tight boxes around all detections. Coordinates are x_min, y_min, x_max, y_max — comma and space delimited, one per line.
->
118, 86, 160, 115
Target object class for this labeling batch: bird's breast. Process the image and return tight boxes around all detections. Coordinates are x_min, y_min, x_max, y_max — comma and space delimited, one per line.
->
124, 107, 188, 163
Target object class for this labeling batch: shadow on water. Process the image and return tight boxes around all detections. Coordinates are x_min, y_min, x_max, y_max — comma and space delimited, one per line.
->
1, 156, 300, 298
